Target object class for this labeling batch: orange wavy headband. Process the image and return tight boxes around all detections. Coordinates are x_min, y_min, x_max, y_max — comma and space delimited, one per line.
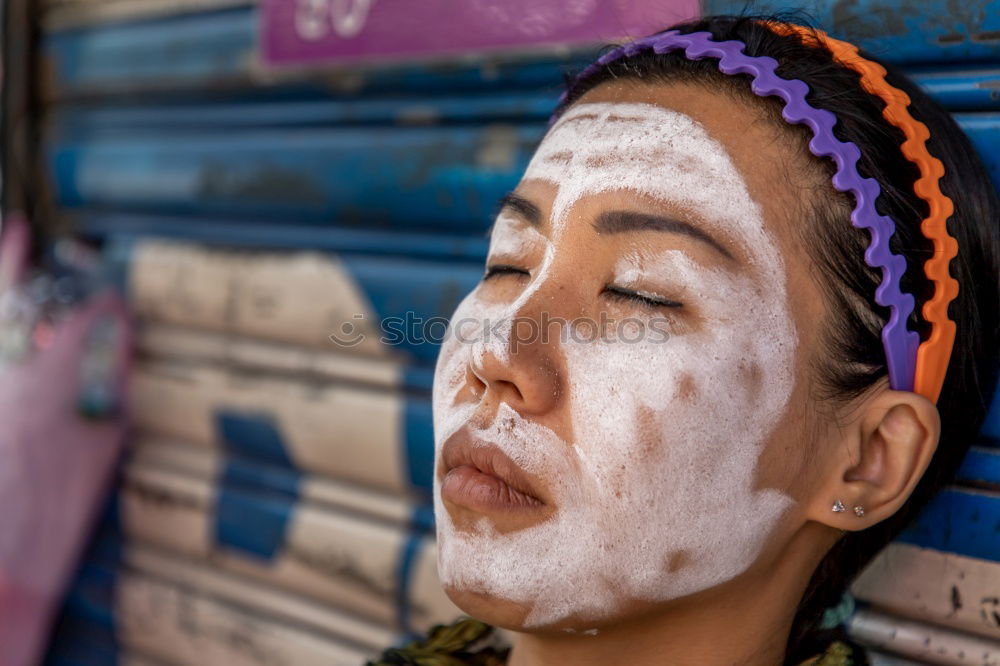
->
766, 21, 959, 404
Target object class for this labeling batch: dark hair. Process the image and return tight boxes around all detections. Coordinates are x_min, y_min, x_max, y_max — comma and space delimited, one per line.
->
556, 13, 1000, 664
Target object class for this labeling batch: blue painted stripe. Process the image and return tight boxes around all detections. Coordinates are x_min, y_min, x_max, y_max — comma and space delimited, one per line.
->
49, 70, 1000, 136
410, 504, 436, 535
213, 412, 300, 559
44, 7, 256, 95
898, 487, 1000, 563
83, 215, 490, 262
214, 484, 295, 560
402, 366, 436, 393
215, 409, 295, 468
403, 399, 435, 495
956, 113, 1000, 193
55, 91, 559, 133
47, 124, 544, 229
222, 453, 302, 500
706, 0, 1000, 65
958, 447, 1000, 487
909, 67, 1000, 110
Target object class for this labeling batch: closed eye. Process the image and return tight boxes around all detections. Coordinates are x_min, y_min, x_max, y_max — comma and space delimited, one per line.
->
483, 264, 530, 280
604, 285, 683, 309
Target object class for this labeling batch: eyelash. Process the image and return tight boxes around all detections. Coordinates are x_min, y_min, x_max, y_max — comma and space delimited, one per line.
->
604, 285, 683, 310
483, 264, 528, 280
483, 265, 683, 310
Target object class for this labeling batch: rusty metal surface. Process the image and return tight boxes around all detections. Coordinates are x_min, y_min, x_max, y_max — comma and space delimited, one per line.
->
706, 0, 1000, 64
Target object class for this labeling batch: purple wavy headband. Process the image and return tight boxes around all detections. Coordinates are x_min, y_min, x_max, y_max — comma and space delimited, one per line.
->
551, 30, 918, 391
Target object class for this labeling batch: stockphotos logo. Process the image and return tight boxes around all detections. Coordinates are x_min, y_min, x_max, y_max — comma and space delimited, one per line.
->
330, 311, 671, 350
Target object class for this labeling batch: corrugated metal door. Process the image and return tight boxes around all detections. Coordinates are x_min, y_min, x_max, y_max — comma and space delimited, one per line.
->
33, 1, 1000, 663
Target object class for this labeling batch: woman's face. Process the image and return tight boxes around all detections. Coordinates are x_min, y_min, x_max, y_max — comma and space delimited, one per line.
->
432, 81, 830, 632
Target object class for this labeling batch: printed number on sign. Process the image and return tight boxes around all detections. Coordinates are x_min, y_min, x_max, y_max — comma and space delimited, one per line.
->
295, 0, 376, 40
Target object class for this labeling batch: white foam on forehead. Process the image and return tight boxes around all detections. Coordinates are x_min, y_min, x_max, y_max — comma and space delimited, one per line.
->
524, 102, 772, 258
433, 101, 800, 628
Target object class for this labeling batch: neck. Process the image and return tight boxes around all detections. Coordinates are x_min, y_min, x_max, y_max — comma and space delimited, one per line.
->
506, 522, 833, 666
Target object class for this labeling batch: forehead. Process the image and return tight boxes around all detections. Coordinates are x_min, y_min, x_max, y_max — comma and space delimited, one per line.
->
526, 101, 758, 242
534, 103, 715, 167
515, 82, 816, 270
521, 100, 760, 270
556, 80, 808, 233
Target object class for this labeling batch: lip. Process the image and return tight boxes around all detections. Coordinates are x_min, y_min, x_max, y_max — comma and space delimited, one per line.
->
440, 428, 548, 515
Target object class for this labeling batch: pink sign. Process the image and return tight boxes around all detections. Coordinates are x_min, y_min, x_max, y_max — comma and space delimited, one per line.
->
261, 0, 700, 66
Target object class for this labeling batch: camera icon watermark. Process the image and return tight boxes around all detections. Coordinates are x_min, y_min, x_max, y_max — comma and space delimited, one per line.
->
329, 313, 369, 348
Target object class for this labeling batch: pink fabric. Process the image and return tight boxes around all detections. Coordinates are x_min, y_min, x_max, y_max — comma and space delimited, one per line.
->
0, 215, 29, 295
0, 277, 132, 664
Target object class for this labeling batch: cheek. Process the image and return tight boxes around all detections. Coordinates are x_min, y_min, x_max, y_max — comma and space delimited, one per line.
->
665, 550, 691, 573
674, 372, 698, 403
738, 360, 764, 395
635, 404, 664, 459
564, 313, 791, 504
750, 371, 820, 504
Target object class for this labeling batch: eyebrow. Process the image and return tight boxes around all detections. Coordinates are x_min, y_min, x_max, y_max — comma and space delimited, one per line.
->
496, 192, 542, 227
593, 211, 734, 261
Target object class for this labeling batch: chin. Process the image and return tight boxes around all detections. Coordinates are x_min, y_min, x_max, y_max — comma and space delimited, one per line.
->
442, 584, 634, 635
443, 585, 538, 630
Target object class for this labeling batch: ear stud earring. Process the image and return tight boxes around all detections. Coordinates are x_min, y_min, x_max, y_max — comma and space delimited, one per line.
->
853, 505, 865, 517
832, 499, 846, 513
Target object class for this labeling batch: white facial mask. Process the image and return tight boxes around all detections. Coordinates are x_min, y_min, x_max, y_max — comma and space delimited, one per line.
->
432, 102, 799, 628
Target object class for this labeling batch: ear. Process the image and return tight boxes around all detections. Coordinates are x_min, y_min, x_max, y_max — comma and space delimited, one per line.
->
807, 388, 941, 531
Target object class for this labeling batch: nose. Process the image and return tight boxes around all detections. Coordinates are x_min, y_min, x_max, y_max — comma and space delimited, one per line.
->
463, 292, 565, 417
